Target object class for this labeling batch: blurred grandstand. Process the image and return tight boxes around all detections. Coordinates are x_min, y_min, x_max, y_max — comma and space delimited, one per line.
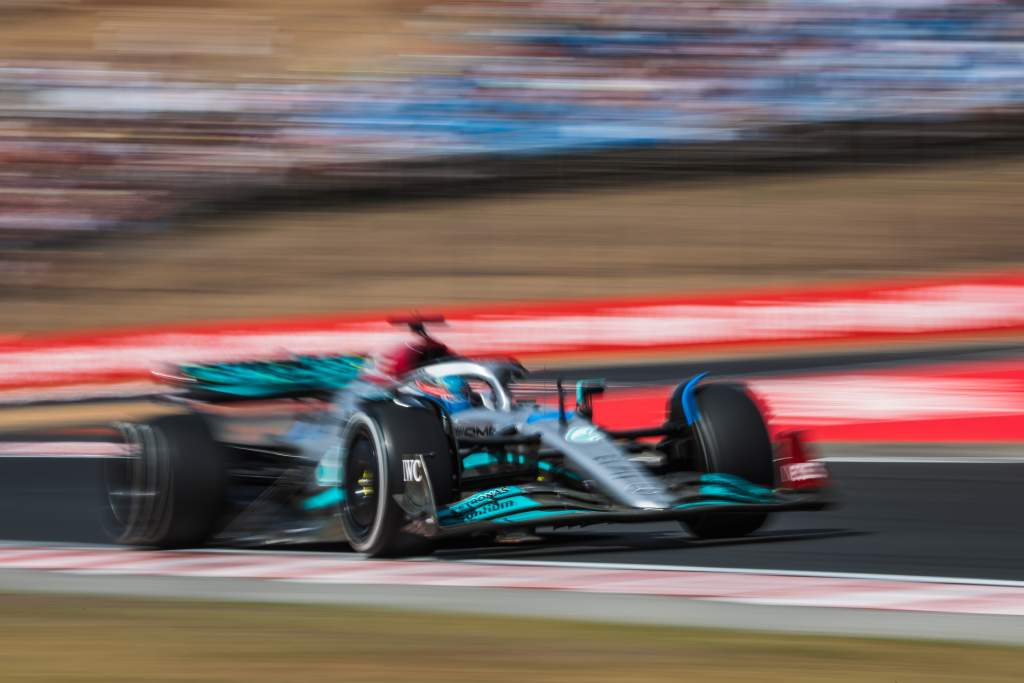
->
3, 0, 1024, 279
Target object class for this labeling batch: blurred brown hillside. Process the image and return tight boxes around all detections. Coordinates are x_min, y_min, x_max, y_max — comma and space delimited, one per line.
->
0, 0, 436, 77
5, 155, 1023, 333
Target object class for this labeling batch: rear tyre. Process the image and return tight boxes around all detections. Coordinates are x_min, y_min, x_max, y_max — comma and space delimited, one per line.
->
340, 402, 455, 557
103, 413, 227, 548
678, 383, 774, 539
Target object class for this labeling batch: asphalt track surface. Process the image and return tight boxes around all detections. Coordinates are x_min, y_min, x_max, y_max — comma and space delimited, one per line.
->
1, 454, 1022, 582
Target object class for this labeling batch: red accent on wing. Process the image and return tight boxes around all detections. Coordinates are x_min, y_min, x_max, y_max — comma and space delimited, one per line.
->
775, 430, 829, 490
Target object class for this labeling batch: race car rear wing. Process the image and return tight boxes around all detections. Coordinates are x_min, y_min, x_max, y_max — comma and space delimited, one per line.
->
153, 354, 367, 401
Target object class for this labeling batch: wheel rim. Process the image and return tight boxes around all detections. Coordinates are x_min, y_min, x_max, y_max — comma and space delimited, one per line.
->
345, 432, 380, 542
103, 451, 135, 528
103, 423, 157, 540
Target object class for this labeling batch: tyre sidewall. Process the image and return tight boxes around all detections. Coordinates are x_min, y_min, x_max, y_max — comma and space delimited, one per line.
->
684, 383, 774, 539
340, 400, 455, 557
693, 383, 774, 487
103, 413, 226, 548
339, 412, 393, 554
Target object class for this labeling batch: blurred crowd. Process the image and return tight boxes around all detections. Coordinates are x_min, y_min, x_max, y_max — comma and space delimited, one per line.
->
4, 0, 1024, 266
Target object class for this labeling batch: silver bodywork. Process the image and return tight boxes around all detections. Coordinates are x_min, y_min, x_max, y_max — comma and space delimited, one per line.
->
281, 360, 673, 511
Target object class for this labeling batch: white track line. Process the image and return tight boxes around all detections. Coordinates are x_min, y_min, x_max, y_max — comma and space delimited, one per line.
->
0, 442, 128, 458
460, 559, 1024, 589
6, 541, 1022, 590
0, 540, 370, 560
0, 454, 124, 459
822, 455, 1024, 464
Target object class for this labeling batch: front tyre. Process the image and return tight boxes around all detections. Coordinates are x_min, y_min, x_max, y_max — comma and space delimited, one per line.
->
680, 383, 775, 539
339, 414, 417, 556
339, 404, 454, 557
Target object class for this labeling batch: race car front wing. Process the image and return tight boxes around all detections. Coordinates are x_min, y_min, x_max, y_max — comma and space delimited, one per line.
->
397, 464, 830, 539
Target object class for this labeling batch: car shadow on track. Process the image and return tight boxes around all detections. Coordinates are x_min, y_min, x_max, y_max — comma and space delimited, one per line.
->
433, 527, 865, 562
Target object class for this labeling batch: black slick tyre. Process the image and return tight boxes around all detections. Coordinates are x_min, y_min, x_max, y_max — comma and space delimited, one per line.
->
104, 413, 227, 548
680, 383, 775, 539
340, 402, 455, 558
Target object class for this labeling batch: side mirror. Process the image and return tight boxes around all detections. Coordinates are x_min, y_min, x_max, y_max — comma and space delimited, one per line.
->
575, 379, 606, 420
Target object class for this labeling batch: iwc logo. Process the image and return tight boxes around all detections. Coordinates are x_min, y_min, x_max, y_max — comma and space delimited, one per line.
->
565, 426, 602, 443
402, 458, 424, 482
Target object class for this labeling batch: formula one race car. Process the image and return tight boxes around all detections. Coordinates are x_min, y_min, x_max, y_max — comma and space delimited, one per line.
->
102, 317, 830, 557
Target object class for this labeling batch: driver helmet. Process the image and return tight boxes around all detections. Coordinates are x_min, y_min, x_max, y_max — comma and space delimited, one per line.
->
415, 375, 473, 414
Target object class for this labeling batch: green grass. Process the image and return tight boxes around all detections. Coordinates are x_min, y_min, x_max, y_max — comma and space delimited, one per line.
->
0, 593, 1021, 682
